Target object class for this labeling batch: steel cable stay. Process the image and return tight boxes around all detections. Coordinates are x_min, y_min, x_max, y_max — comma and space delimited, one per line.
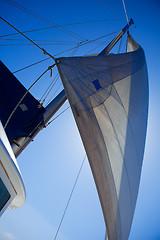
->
0, 39, 81, 45
46, 105, 70, 126
0, 18, 123, 39
122, 0, 129, 25
39, 41, 83, 105
52, 31, 117, 58
53, 154, 86, 240
10, 31, 117, 74
0, 40, 118, 46
12, 58, 50, 74
0, 16, 56, 61
85, 38, 114, 55
39, 73, 60, 105
45, 83, 63, 106
2, 0, 86, 41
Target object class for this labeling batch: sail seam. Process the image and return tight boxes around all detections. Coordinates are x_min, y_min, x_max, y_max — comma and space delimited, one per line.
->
113, 68, 146, 171
60, 51, 144, 85
104, 96, 134, 203
82, 106, 120, 240
57, 58, 144, 112
103, 102, 134, 239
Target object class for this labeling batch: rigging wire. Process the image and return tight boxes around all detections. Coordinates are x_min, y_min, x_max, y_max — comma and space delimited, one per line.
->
45, 83, 63, 106
13, 57, 50, 74
12, 31, 117, 74
42, 32, 107, 105
118, 35, 123, 53
0, 43, 80, 46
0, 39, 80, 44
122, 0, 129, 25
85, 39, 113, 55
4, 64, 56, 129
47, 105, 70, 126
53, 31, 117, 57
2, 0, 86, 41
0, 18, 123, 38
0, 16, 55, 61
40, 74, 59, 104
40, 41, 82, 104
0, 42, 112, 46
0, 39, 118, 47
53, 154, 86, 240
41, 40, 87, 105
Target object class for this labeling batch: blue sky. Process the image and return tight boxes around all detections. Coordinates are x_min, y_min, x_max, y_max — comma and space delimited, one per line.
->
0, 0, 160, 239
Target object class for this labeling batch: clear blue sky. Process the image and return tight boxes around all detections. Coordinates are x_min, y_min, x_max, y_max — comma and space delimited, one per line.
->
0, 0, 160, 239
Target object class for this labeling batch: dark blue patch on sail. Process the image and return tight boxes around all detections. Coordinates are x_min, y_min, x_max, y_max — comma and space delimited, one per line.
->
92, 79, 102, 90
0, 61, 45, 142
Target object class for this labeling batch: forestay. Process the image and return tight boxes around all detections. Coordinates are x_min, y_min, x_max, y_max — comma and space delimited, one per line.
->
56, 34, 148, 240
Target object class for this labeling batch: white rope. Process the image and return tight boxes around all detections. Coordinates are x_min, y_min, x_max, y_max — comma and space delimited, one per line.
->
122, 0, 129, 25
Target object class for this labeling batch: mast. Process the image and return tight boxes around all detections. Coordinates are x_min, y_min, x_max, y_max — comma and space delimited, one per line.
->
99, 18, 134, 55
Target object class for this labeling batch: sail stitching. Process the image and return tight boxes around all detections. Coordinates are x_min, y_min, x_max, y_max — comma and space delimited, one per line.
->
61, 56, 144, 111
79, 106, 120, 240
104, 99, 134, 205
59, 51, 144, 84
103, 102, 133, 239
113, 79, 142, 170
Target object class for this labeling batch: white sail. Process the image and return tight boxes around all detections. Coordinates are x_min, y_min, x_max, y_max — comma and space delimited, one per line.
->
57, 34, 148, 240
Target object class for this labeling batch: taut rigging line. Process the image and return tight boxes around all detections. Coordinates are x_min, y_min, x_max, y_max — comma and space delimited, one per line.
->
2, 0, 86, 41
4, 64, 56, 129
11, 31, 117, 74
0, 18, 123, 39
0, 16, 56, 61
